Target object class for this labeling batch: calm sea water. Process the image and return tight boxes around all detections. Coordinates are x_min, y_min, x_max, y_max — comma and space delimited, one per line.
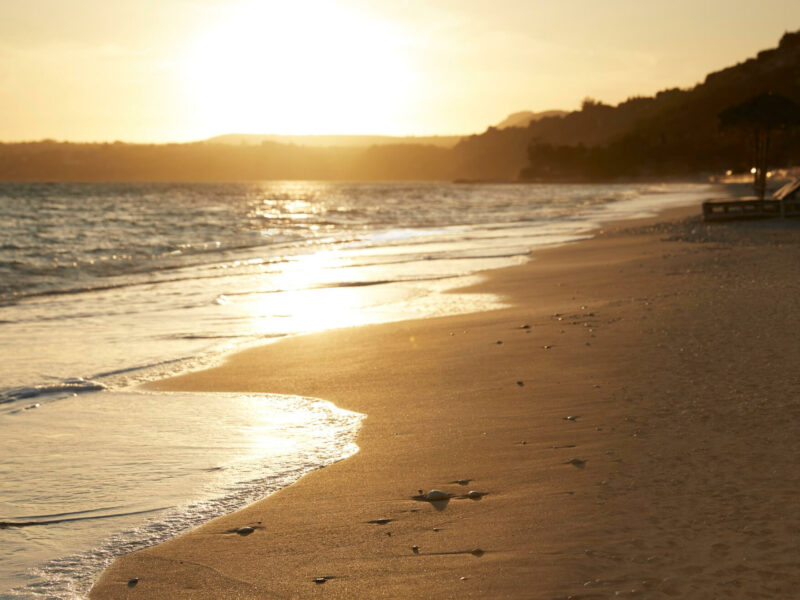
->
0, 181, 715, 598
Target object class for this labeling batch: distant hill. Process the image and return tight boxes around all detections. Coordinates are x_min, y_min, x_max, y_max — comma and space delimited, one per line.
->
495, 110, 567, 129
448, 29, 800, 181
204, 133, 463, 149
517, 30, 800, 180
3, 31, 800, 182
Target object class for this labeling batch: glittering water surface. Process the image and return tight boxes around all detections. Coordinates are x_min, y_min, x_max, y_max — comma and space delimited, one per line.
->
0, 181, 716, 598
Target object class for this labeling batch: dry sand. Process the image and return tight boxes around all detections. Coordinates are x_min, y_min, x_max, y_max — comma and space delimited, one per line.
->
90, 206, 800, 599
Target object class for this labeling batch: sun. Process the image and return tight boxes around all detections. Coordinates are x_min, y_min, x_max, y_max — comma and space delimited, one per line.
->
181, 1, 416, 136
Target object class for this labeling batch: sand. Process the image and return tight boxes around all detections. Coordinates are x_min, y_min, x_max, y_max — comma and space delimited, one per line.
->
90, 206, 800, 599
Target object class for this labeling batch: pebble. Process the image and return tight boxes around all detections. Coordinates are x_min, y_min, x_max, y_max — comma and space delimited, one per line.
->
567, 458, 587, 468
127, 578, 139, 588
424, 490, 450, 501
412, 545, 420, 554
563, 415, 579, 421
466, 490, 485, 499
235, 526, 255, 536
516, 381, 524, 387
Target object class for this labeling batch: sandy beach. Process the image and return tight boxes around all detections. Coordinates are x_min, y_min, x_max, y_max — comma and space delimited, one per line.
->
89, 205, 800, 599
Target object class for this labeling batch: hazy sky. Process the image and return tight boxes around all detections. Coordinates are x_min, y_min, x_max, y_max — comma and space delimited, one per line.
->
2, 0, 799, 142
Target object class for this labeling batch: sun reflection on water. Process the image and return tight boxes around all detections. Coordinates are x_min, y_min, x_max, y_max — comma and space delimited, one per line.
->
246, 250, 382, 334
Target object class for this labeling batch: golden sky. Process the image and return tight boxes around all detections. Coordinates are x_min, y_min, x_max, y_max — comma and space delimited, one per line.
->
1, 0, 799, 142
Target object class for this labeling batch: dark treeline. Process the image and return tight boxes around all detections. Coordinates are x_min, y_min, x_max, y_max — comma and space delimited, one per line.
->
520, 30, 800, 181
2, 30, 800, 183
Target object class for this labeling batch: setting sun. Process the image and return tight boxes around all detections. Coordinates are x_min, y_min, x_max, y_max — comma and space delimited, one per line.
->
181, 1, 416, 135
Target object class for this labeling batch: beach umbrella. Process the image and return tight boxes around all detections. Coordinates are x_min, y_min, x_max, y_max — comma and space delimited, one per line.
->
719, 93, 800, 199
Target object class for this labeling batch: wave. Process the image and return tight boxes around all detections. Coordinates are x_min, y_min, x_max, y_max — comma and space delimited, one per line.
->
0, 244, 532, 311
1, 506, 171, 529
0, 378, 106, 405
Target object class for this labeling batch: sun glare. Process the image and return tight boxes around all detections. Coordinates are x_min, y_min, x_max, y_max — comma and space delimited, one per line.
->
245, 251, 374, 333
182, 1, 416, 136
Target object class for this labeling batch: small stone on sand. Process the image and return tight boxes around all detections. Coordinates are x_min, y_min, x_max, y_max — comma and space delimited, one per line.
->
235, 526, 255, 536
516, 381, 524, 387
466, 490, 485, 499
563, 415, 579, 421
567, 458, 587, 468
127, 578, 139, 588
412, 545, 420, 554
424, 489, 450, 501
367, 518, 393, 525
471, 548, 485, 557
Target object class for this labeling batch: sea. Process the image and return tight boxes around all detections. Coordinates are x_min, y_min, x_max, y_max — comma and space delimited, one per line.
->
0, 180, 717, 598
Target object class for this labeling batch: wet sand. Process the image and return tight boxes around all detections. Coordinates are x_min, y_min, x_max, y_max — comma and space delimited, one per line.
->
90, 206, 800, 599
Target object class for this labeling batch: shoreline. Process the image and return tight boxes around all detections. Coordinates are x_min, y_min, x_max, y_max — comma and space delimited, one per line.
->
90, 204, 800, 598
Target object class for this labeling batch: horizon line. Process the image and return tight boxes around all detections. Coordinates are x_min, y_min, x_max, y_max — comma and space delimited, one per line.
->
0, 131, 481, 146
